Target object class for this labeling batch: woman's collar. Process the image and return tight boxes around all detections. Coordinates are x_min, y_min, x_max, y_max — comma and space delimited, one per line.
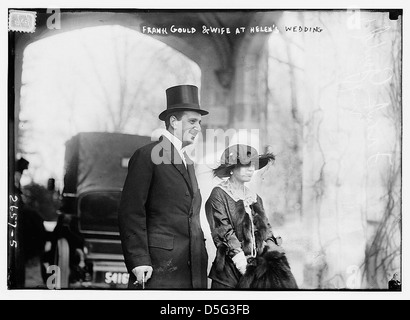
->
217, 179, 257, 204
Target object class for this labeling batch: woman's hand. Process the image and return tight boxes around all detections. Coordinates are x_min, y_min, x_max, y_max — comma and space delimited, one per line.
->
232, 251, 248, 275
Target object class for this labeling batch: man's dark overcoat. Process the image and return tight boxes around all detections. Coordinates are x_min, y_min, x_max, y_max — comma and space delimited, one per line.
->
118, 136, 208, 289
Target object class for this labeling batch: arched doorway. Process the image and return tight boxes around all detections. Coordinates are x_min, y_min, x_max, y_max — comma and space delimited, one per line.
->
14, 24, 202, 289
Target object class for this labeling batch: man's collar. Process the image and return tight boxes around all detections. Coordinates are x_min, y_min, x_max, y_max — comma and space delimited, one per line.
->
161, 129, 183, 152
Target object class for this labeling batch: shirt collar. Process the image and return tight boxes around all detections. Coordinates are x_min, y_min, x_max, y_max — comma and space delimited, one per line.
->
161, 129, 184, 152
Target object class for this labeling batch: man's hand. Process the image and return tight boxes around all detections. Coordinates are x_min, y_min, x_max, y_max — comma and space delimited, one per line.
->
132, 266, 153, 285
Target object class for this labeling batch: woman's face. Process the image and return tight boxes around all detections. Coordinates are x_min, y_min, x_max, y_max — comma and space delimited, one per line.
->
231, 163, 256, 183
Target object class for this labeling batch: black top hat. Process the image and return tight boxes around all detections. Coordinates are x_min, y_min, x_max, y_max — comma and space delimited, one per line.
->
213, 144, 275, 178
159, 85, 209, 121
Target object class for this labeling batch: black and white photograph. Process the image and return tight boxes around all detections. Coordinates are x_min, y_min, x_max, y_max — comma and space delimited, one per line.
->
3, 1, 408, 301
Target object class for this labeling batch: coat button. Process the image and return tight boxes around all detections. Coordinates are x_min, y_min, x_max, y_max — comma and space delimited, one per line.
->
187, 261, 191, 266
185, 191, 190, 196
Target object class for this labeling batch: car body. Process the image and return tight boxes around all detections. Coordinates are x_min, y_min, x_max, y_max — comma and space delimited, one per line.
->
49, 132, 152, 289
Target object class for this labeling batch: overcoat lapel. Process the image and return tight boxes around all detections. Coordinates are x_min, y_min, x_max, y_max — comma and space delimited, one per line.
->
160, 136, 193, 193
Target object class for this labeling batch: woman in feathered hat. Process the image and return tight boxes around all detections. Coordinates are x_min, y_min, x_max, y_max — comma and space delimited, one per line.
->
205, 144, 298, 289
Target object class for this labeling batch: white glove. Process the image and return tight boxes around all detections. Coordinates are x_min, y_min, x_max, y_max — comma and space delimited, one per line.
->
132, 265, 153, 284
232, 251, 247, 275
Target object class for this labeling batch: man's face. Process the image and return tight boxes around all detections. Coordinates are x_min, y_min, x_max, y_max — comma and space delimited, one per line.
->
174, 111, 202, 147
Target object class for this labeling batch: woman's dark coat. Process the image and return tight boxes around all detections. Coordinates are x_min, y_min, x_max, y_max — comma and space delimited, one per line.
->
205, 186, 297, 289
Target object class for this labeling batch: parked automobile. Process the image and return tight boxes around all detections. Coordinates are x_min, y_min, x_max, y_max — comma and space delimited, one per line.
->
46, 132, 152, 289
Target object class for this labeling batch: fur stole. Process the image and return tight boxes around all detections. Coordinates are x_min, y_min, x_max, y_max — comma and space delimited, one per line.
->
237, 246, 299, 289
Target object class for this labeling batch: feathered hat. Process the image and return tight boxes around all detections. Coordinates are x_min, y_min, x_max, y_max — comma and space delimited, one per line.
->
213, 144, 275, 178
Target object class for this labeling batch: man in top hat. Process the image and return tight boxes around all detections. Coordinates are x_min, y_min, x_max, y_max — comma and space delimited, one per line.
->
118, 85, 209, 289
